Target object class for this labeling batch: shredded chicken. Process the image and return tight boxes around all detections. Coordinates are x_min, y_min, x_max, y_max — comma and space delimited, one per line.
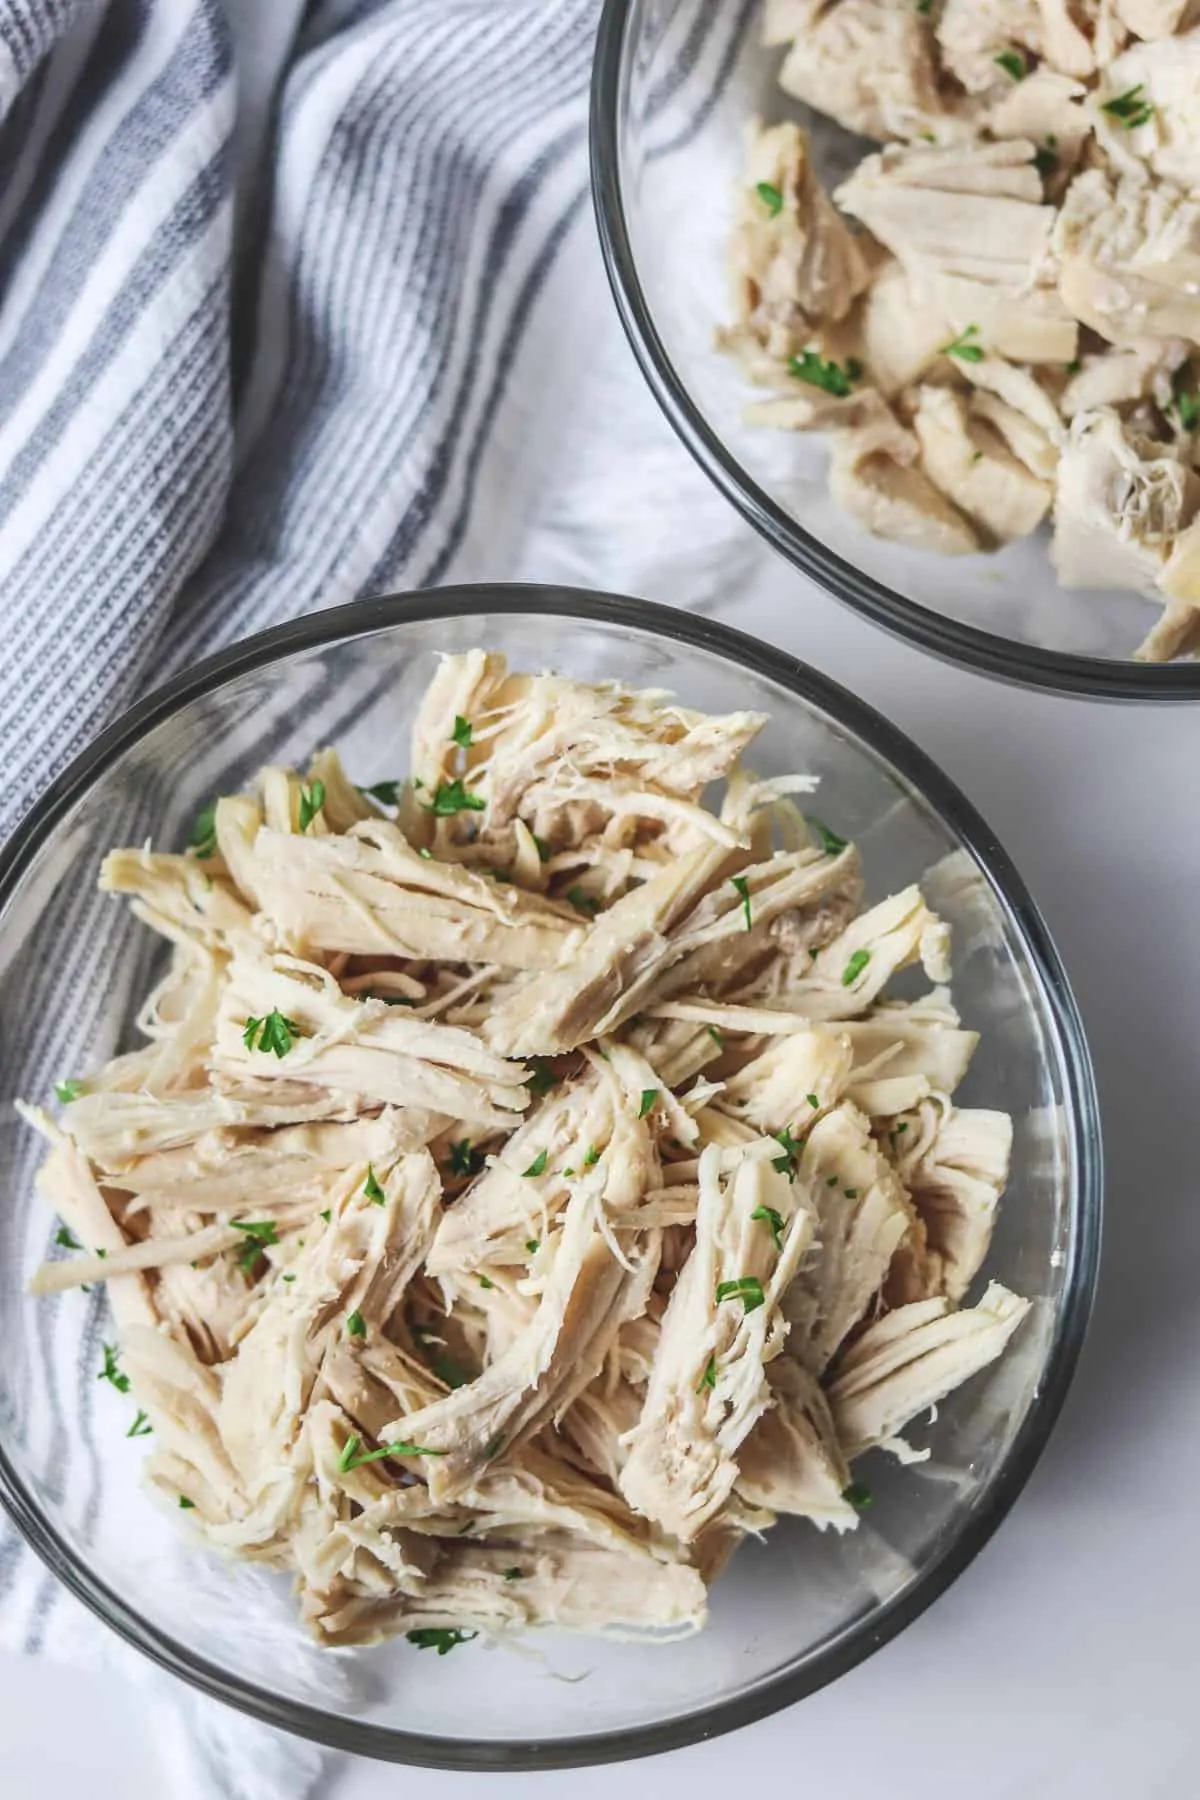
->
721, 1, 1200, 660
19, 653, 1026, 1656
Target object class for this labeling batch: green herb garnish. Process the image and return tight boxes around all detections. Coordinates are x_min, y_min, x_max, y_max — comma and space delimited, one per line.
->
448, 1139, 484, 1178
844, 1480, 873, 1510
54, 1079, 82, 1105
425, 779, 485, 817
566, 885, 600, 917
346, 1309, 366, 1340
751, 1204, 785, 1251
432, 1351, 469, 1390
583, 1144, 601, 1167
189, 801, 217, 859
407, 1628, 476, 1655
298, 779, 325, 832
503, 1566, 525, 1581
755, 180, 784, 217
230, 1217, 280, 1276
1033, 143, 1057, 180
1172, 378, 1200, 431
363, 1163, 386, 1205
731, 874, 752, 930
361, 780, 401, 806
1102, 83, 1154, 129
771, 1125, 805, 1176
242, 1010, 301, 1057
697, 1354, 718, 1393
941, 324, 983, 364
844, 1187, 859, 1199
452, 715, 473, 749
524, 1058, 558, 1098
788, 350, 860, 398
54, 1225, 81, 1251
706, 1026, 724, 1049
525, 1239, 540, 1255
338, 1435, 445, 1473
127, 1410, 152, 1438
812, 819, 847, 855
478, 1274, 494, 1290
638, 1089, 659, 1119
842, 948, 871, 987
320, 1208, 332, 1223
98, 1343, 130, 1394
715, 1276, 766, 1314
523, 1150, 549, 1178
179, 1496, 195, 1510
994, 48, 1025, 80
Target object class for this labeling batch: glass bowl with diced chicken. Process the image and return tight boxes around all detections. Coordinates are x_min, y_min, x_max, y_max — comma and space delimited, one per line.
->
0, 588, 1098, 1766
592, 0, 1200, 696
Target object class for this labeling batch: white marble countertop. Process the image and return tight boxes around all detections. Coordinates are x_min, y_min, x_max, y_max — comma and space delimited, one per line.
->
4, 557, 1196, 1799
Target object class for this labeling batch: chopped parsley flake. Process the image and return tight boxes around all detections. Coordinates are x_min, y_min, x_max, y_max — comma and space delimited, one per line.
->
54, 1224, 81, 1251
55, 1079, 82, 1105
523, 1150, 549, 1178
448, 1139, 484, 1178
407, 1628, 476, 1655
1102, 83, 1154, 129
844, 1480, 873, 1510
583, 1144, 601, 1167
525, 1058, 558, 1098
842, 948, 871, 987
230, 1217, 280, 1276
1172, 377, 1200, 432
360, 779, 401, 807
298, 778, 325, 833
755, 180, 784, 217
242, 1009, 301, 1057
707, 1026, 724, 1049
993, 48, 1026, 80
751, 1204, 785, 1251
771, 1125, 805, 1176
1033, 143, 1057, 180
941, 324, 983, 364
806, 1093, 820, 1109
346, 1309, 366, 1340
566, 885, 600, 917
525, 1239, 540, 1255
363, 1163, 386, 1205
338, 1435, 445, 1472
127, 1410, 152, 1438
432, 1350, 469, 1390
451, 714, 473, 749
731, 874, 753, 930
827, 1174, 839, 1188
98, 1343, 130, 1394
533, 834, 551, 863
179, 1496, 195, 1510
812, 819, 848, 856
188, 801, 218, 858
425, 779, 485, 817
715, 1276, 766, 1314
478, 1274, 494, 1290
844, 1187, 859, 1199
697, 1354, 718, 1393
788, 350, 860, 398
638, 1088, 659, 1119
320, 1208, 332, 1223
503, 1566, 525, 1581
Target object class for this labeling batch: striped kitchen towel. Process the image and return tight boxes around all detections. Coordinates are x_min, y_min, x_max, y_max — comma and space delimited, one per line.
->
0, 0, 766, 1793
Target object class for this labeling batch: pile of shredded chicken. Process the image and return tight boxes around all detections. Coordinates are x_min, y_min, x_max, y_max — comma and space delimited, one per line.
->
723, 0, 1200, 661
21, 653, 1028, 1651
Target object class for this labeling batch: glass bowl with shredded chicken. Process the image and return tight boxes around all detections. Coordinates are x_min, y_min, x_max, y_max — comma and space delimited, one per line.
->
0, 588, 1099, 1766
593, 0, 1200, 697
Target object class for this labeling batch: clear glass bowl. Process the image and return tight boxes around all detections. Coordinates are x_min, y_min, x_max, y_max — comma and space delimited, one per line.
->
0, 587, 1100, 1766
591, 0, 1200, 700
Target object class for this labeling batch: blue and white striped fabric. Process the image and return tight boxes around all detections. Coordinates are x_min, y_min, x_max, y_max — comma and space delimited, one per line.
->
0, 0, 762, 1792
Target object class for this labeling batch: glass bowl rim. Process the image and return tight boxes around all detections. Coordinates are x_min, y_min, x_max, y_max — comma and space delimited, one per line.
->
0, 583, 1102, 1769
588, 0, 1200, 703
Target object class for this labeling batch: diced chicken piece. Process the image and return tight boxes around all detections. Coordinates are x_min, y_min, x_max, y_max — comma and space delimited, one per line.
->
1051, 408, 1200, 591
896, 1105, 1014, 1301
717, 1029, 853, 1136
304, 747, 380, 834
306, 1539, 708, 1647
938, 0, 1095, 88
724, 120, 873, 369
1116, 0, 1200, 35
60, 1087, 366, 1169
1059, 342, 1188, 419
743, 388, 894, 434
620, 1146, 814, 1541
1138, 514, 1200, 657
247, 821, 581, 971
792, 883, 953, 1022
969, 393, 1061, 481
482, 841, 733, 1057
986, 69, 1092, 172
912, 385, 1053, 544
961, 353, 1068, 442
735, 1357, 856, 1530
841, 998, 979, 1115
777, 0, 946, 142
1053, 169, 1200, 346
377, 1190, 657, 1500
214, 952, 529, 1134
858, 261, 952, 399
828, 412, 982, 555
838, 141, 1077, 365
829, 1282, 1031, 1459
781, 1104, 914, 1372
1096, 31, 1200, 189
100, 849, 256, 957
557, 1379, 644, 1486
128, 1323, 248, 1523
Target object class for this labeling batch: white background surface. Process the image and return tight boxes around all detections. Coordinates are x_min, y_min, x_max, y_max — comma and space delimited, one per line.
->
2, 554, 1196, 1796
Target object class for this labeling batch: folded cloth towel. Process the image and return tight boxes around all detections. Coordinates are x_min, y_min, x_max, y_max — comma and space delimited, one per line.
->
0, 0, 766, 1793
